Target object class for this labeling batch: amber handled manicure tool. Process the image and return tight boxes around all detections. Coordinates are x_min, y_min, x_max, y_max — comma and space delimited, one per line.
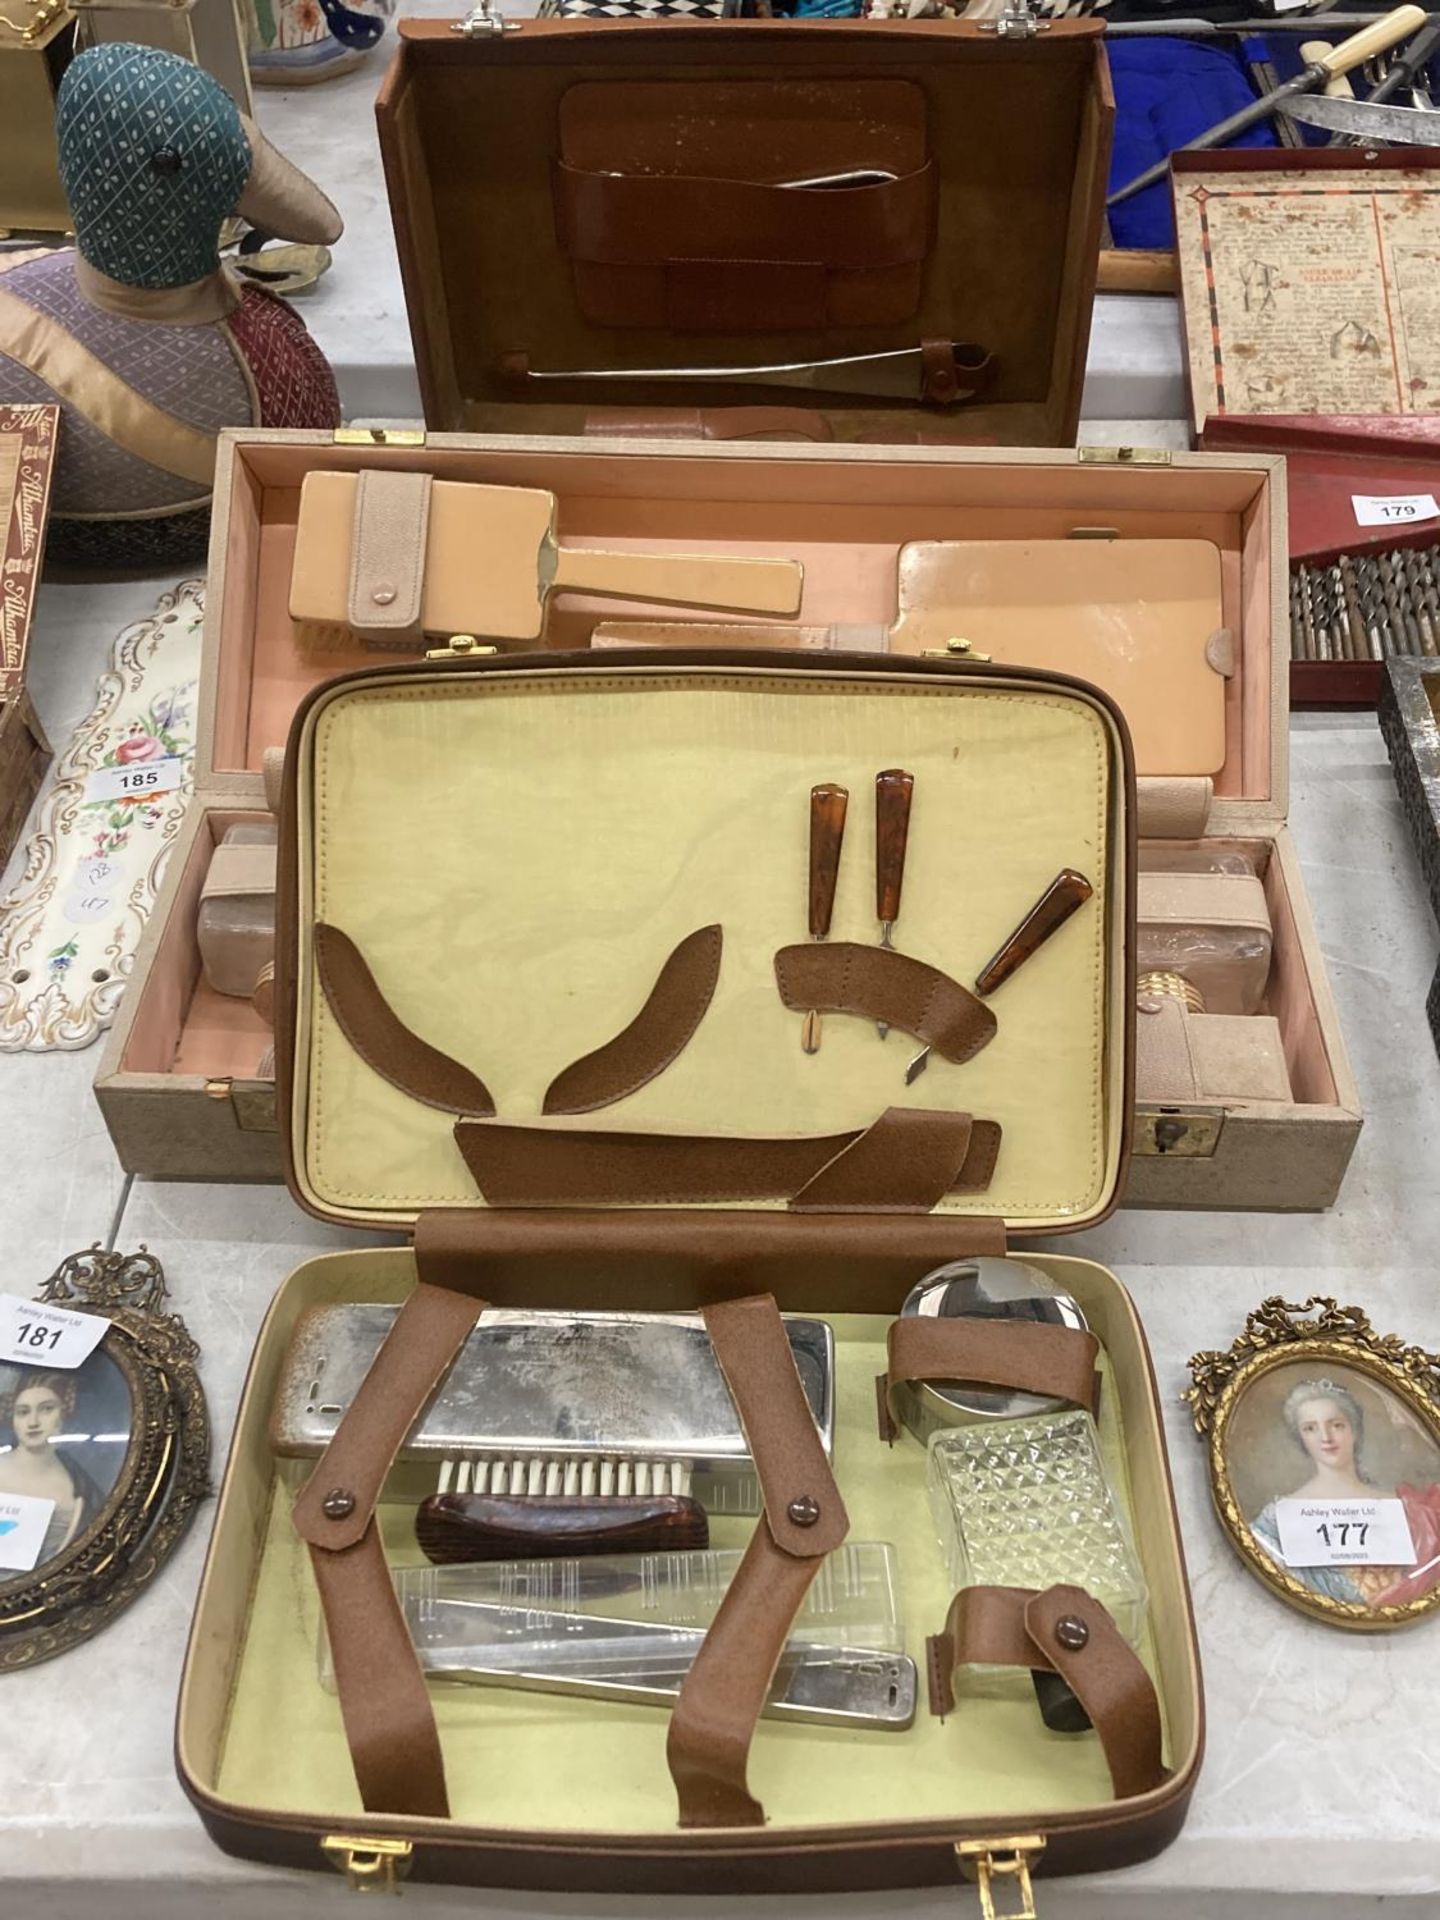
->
874, 769, 915, 1039
803, 783, 849, 1055
905, 868, 1095, 1084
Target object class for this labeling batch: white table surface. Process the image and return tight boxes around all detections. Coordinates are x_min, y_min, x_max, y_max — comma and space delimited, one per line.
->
1, 30, 1437, 1920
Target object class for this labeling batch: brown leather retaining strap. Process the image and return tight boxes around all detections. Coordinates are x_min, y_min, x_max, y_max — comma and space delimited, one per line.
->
315, 922, 495, 1117
454, 1107, 1001, 1210
668, 1295, 848, 1828
927, 1584, 1166, 1802
543, 924, 723, 1115
554, 160, 934, 270
292, 1281, 484, 1817
880, 1317, 1101, 1440
920, 339, 994, 407
774, 942, 998, 1065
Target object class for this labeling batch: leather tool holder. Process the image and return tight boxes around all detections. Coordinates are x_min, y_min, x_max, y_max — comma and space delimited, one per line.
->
373, 18, 1114, 446
553, 81, 932, 334
176, 646, 1205, 1900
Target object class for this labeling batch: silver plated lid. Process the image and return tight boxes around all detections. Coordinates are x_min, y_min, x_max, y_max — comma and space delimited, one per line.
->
895, 1257, 1089, 1432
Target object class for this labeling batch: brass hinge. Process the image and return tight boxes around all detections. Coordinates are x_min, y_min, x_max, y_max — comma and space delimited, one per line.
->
452, 0, 521, 34
320, 1834, 413, 1893
956, 1836, 1045, 1920
977, 0, 1046, 35
1077, 446, 1172, 466
1133, 1105, 1225, 1157
425, 633, 499, 661
922, 638, 993, 663
333, 427, 426, 447
202, 1077, 279, 1133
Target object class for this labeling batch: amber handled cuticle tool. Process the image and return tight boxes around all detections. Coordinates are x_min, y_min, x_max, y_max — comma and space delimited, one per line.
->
803, 783, 849, 1055
905, 868, 1095, 1083
874, 768, 915, 1039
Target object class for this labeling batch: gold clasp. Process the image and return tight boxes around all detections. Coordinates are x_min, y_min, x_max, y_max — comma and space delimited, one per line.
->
333, 427, 425, 447
424, 634, 499, 661
320, 1835, 413, 1893
922, 638, 993, 663
955, 1836, 1045, 1920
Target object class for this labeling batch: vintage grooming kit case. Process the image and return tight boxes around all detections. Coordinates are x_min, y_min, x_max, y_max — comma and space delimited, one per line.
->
97, 429, 1359, 1209
142, 23, 1372, 1898
173, 564, 1211, 1900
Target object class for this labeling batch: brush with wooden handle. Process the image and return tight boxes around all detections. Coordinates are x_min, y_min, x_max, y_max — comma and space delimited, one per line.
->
874, 769, 915, 1039
802, 783, 849, 1055
289, 470, 805, 650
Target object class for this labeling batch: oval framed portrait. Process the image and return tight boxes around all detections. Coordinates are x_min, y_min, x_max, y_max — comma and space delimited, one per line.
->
1190, 1298, 1440, 1630
0, 1246, 209, 1669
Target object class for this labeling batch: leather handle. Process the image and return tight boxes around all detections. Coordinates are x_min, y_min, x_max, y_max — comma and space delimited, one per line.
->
666, 1294, 848, 1828
927, 1584, 1167, 1803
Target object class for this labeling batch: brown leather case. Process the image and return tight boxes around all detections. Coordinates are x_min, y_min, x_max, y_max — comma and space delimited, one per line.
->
175, 647, 1205, 1902
373, 19, 1113, 447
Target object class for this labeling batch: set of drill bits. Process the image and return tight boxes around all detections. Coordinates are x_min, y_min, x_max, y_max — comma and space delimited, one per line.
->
1290, 550, 1440, 663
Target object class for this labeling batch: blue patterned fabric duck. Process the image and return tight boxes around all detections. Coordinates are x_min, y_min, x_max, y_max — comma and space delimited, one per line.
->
0, 43, 343, 567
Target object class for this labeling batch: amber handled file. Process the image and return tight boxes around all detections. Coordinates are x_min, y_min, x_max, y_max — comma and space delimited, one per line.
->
975, 868, 1095, 997
905, 867, 1095, 1083
874, 768, 915, 1039
803, 782, 849, 1055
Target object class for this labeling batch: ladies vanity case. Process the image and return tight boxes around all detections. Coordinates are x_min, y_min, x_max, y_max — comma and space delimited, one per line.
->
175, 629, 1206, 1904
95, 430, 1361, 1208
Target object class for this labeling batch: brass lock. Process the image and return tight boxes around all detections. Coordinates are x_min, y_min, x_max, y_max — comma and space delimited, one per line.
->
1134, 1106, 1225, 1157
320, 1834, 414, 1893
955, 1835, 1045, 1920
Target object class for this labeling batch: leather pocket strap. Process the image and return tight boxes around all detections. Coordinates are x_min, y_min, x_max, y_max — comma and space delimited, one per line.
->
316, 922, 495, 1117
543, 924, 723, 1115
347, 467, 431, 644
292, 1280, 485, 1818
926, 1584, 1166, 1802
454, 1106, 1001, 1210
774, 942, 998, 1064
878, 1317, 1101, 1442
554, 160, 934, 271
667, 1295, 849, 1828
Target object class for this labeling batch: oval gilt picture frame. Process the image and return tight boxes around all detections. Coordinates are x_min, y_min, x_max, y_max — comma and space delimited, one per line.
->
1188, 1297, 1440, 1632
0, 1246, 209, 1669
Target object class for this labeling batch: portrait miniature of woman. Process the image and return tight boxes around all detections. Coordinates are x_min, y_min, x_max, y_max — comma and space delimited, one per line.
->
0, 1370, 106, 1567
1249, 1377, 1440, 1607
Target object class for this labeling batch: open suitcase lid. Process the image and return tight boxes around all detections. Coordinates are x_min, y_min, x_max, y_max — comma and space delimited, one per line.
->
275, 645, 1136, 1241
375, 17, 1112, 446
